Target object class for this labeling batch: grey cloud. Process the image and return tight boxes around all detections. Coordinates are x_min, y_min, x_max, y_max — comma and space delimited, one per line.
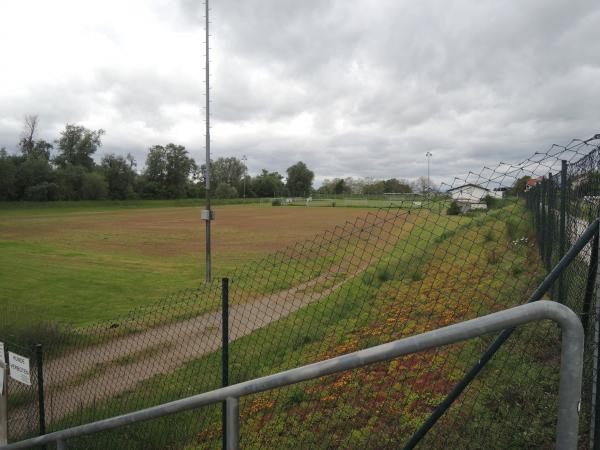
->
1, 0, 600, 187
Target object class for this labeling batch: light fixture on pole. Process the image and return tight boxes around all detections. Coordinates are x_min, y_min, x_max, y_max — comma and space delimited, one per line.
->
425, 151, 432, 195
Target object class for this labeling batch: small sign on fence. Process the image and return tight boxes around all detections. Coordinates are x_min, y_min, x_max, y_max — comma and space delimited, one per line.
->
8, 352, 31, 386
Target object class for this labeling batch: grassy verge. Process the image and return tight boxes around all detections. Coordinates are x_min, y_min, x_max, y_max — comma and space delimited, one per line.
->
43, 201, 559, 449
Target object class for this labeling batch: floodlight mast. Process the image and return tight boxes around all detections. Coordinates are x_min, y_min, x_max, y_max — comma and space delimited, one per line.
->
203, 0, 213, 283
426, 151, 432, 196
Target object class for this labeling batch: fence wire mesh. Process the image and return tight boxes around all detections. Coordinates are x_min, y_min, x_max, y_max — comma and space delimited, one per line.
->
1, 134, 600, 449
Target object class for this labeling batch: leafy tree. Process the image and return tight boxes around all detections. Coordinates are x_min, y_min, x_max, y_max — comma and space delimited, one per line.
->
214, 182, 238, 199
383, 178, 411, 193
411, 176, 437, 194
15, 157, 54, 199
212, 157, 247, 191
80, 172, 108, 200
286, 161, 314, 196
55, 165, 87, 200
101, 153, 137, 200
0, 149, 18, 200
333, 178, 351, 195
18, 115, 53, 160
144, 144, 196, 198
54, 124, 104, 169
510, 176, 531, 194
24, 182, 59, 201
363, 180, 385, 195
251, 169, 286, 197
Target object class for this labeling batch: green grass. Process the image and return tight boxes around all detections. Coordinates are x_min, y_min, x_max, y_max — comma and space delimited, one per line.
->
0, 201, 375, 328
44, 201, 558, 449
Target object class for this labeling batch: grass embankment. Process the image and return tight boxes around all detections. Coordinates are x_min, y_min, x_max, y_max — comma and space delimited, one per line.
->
52, 202, 558, 449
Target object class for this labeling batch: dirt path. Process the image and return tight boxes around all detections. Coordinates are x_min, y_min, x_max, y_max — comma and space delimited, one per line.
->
10, 269, 356, 430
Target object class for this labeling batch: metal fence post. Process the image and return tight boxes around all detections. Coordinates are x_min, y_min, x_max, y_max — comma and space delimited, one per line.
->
583, 231, 599, 337
547, 173, 553, 272
541, 178, 547, 264
35, 344, 46, 442
222, 278, 230, 450
593, 229, 600, 449
559, 160, 568, 303
0, 359, 7, 446
226, 397, 239, 450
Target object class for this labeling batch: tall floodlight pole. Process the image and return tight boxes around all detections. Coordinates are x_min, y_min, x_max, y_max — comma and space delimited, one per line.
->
202, 0, 213, 283
426, 151, 432, 196
242, 155, 247, 199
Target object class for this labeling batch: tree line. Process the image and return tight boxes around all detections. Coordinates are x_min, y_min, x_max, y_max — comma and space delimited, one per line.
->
0, 117, 318, 201
0, 116, 422, 202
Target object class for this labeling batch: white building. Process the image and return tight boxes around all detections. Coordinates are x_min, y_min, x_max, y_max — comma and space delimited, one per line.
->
447, 184, 501, 211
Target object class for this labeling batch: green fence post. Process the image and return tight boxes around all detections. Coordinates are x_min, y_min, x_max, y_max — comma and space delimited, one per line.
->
559, 160, 567, 303
221, 278, 229, 450
540, 178, 547, 265
547, 173, 554, 272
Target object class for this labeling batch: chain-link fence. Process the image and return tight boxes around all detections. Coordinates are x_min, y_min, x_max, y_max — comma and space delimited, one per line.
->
1, 134, 600, 449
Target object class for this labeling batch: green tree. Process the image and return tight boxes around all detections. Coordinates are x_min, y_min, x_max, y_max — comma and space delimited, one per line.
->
251, 169, 286, 197
363, 180, 385, 195
18, 115, 53, 160
54, 124, 104, 169
511, 176, 531, 194
383, 178, 411, 193
286, 161, 314, 196
0, 149, 18, 200
80, 172, 108, 200
15, 157, 55, 199
101, 153, 137, 199
211, 157, 247, 191
214, 182, 238, 199
143, 144, 196, 198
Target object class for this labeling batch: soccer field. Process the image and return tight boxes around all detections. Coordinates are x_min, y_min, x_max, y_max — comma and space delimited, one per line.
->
0, 202, 373, 325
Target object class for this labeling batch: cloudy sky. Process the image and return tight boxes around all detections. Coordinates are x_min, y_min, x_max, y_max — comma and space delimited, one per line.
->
1, 0, 599, 186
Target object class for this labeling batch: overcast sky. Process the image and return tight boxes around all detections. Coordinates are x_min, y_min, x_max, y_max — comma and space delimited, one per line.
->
1, 0, 599, 186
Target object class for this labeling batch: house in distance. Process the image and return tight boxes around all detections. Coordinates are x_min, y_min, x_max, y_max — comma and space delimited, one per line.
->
447, 183, 502, 212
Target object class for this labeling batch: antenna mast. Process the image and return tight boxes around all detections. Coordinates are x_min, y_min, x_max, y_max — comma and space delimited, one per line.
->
202, 0, 213, 282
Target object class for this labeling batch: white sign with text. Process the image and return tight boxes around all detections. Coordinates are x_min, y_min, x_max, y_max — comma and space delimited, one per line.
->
8, 352, 30, 386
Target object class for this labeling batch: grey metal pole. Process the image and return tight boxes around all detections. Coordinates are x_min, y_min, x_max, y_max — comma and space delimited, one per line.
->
202, 0, 213, 283
226, 397, 239, 450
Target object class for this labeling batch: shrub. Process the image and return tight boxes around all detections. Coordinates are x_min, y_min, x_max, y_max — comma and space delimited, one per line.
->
506, 217, 520, 240
271, 199, 282, 206
447, 201, 461, 215
81, 172, 108, 200
215, 182, 238, 199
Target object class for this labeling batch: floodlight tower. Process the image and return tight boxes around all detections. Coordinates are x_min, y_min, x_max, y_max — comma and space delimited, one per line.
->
202, 0, 213, 283
426, 151, 432, 195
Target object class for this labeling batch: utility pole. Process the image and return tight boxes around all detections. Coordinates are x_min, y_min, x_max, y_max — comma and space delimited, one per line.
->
426, 151, 432, 195
201, 0, 214, 283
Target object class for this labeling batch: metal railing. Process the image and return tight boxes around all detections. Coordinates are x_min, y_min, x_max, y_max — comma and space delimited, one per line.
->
0, 301, 584, 450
